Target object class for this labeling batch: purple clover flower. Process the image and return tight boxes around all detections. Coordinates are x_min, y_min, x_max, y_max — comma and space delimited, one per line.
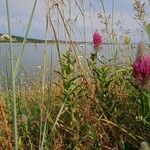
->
133, 55, 150, 89
93, 31, 104, 50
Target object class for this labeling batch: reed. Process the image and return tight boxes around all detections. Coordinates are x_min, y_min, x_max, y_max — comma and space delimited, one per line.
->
5, 0, 18, 149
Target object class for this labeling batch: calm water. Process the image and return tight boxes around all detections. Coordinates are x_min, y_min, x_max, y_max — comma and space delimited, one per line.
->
0, 42, 148, 87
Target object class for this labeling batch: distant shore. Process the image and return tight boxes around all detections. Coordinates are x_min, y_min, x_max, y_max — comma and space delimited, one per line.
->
0, 33, 82, 44
0, 34, 149, 45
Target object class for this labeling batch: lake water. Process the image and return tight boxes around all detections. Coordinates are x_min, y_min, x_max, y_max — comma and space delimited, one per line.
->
0, 42, 149, 87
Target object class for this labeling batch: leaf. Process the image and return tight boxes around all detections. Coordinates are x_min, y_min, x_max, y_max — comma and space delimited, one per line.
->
70, 85, 81, 95
69, 75, 83, 83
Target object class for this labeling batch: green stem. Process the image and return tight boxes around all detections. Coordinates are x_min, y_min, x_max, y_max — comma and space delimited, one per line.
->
39, 10, 49, 150
5, 0, 18, 149
111, 0, 115, 43
52, 103, 65, 132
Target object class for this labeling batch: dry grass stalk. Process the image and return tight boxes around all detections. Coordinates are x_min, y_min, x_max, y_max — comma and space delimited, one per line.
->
52, 134, 64, 150
137, 41, 145, 57
134, 0, 145, 21
0, 101, 13, 150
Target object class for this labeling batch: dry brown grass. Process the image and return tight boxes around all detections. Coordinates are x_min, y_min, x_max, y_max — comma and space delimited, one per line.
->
0, 99, 13, 150
134, 0, 145, 21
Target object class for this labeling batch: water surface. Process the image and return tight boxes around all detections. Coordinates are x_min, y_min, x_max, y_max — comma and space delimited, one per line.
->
0, 42, 147, 87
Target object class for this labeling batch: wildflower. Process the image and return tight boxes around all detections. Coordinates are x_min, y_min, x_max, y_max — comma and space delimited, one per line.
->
93, 30, 103, 50
132, 55, 150, 89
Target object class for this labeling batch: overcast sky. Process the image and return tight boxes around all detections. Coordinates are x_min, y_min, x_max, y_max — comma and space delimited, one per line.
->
0, 0, 149, 42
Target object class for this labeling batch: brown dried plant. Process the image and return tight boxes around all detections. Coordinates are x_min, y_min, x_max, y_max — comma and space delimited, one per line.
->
134, 0, 146, 23
0, 100, 13, 150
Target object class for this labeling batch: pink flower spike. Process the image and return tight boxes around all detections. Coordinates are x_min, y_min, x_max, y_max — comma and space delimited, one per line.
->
93, 30, 104, 50
132, 55, 150, 88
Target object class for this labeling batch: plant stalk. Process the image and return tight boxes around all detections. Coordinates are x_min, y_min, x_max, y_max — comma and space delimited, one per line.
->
5, 0, 18, 149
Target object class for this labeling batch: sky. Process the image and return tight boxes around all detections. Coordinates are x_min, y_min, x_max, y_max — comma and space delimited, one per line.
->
0, 0, 149, 42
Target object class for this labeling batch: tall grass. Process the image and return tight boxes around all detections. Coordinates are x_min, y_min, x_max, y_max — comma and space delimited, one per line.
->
5, 0, 37, 149
5, 0, 18, 149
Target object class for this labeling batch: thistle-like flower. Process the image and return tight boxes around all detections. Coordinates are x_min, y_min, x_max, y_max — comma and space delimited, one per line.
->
93, 30, 103, 50
132, 42, 150, 89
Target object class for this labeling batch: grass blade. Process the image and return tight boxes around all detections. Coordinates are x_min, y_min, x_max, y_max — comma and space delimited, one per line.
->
5, 0, 18, 149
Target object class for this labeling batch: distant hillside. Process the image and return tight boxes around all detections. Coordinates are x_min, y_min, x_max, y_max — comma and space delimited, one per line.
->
0, 33, 94, 44
0, 33, 52, 43
0, 33, 82, 44
11, 35, 48, 43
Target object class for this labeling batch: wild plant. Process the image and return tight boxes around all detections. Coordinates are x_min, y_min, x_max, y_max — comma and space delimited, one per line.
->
51, 50, 84, 149
5, 0, 37, 149
131, 42, 150, 125
138, 90, 150, 124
